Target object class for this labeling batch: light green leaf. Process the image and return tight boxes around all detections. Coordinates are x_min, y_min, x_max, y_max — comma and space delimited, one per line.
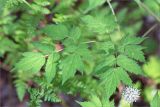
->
117, 55, 143, 75
15, 52, 45, 73
60, 54, 84, 83
124, 45, 145, 62
150, 92, 160, 107
45, 53, 60, 83
143, 56, 160, 79
43, 24, 68, 40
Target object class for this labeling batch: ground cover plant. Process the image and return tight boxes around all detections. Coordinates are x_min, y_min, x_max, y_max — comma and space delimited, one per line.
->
0, 0, 160, 107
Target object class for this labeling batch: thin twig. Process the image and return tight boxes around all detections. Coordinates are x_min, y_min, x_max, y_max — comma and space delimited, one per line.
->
142, 24, 158, 37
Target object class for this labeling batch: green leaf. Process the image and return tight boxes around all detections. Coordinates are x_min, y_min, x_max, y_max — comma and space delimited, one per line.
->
54, 0, 76, 12
70, 27, 81, 41
150, 92, 160, 107
45, 53, 60, 83
78, 95, 114, 107
78, 101, 97, 107
122, 36, 146, 46
78, 95, 102, 107
82, 15, 107, 34
60, 53, 84, 83
124, 45, 145, 62
98, 41, 115, 52
32, 42, 54, 54
100, 67, 132, 98
86, 0, 106, 12
116, 68, 132, 85
101, 68, 120, 98
15, 52, 45, 73
117, 55, 143, 75
95, 55, 116, 72
42, 24, 68, 40
15, 79, 27, 101
4, 0, 24, 9
101, 99, 114, 107
82, 12, 115, 34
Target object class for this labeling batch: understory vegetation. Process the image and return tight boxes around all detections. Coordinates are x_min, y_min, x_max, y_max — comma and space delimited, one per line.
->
0, 0, 160, 107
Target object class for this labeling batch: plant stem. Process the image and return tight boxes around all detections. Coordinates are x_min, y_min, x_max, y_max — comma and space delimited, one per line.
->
106, 0, 122, 38
135, 0, 160, 22
142, 24, 158, 37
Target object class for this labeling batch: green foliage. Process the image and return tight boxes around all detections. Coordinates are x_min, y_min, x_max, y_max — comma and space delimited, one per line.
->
143, 56, 160, 82
28, 78, 61, 107
100, 67, 132, 98
1, 0, 156, 106
5, 0, 24, 8
82, 12, 116, 34
60, 53, 84, 83
42, 24, 68, 40
45, 52, 59, 83
85, 0, 106, 12
78, 95, 114, 107
0, 37, 18, 56
15, 52, 46, 73
15, 79, 27, 101
124, 45, 145, 62
117, 55, 143, 75
150, 92, 160, 107
32, 42, 54, 54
